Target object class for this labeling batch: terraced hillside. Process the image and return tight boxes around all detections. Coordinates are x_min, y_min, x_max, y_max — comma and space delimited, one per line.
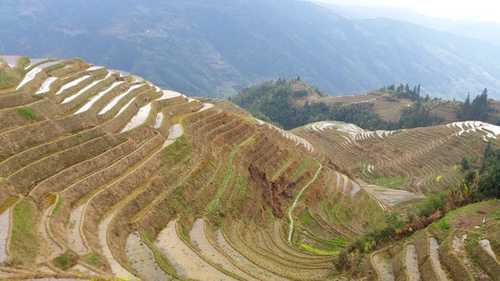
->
294, 121, 500, 197
0, 56, 389, 280
369, 200, 500, 281
1, 56, 499, 281
319, 92, 460, 123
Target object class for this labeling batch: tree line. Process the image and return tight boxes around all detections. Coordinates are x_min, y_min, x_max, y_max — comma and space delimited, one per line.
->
457, 88, 495, 122
233, 79, 498, 131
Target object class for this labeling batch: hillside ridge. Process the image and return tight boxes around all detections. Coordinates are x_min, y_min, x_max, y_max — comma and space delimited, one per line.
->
233, 78, 500, 131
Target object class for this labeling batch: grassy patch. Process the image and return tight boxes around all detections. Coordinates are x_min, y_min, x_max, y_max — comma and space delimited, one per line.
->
53, 251, 78, 270
82, 252, 102, 267
300, 240, 344, 256
291, 157, 315, 182
371, 175, 408, 189
81, 252, 113, 272
207, 136, 253, 217
300, 243, 335, 255
325, 237, 348, 249
17, 107, 36, 120
488, 208, 500, 220
161, 135, 191, 168
299, 208, 314, 226
233, 170, 248, 200
207, 150, 238, 216
9, 198, 40, 265
51, 196, 64, 216
226, 168, 250, 217
464, 228, 487, 265
465, 231, 482, 252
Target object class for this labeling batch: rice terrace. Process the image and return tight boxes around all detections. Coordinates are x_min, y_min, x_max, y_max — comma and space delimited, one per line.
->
0, 54, 499, 281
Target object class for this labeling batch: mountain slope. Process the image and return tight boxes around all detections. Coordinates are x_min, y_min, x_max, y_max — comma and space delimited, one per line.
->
1, 56, 500, 280
1, 0, 500, 98
0, 56, 367, 280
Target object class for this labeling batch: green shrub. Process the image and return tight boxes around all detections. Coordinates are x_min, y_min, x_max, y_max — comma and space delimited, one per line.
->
17, 107, 36, 120
82, 252, 110, 271
0, 67, 22, 89
53, 251, 78, 270
434, 217, 450, 231
349, 213, 406, 253
16, 57, 30, 69
415, 192, 446, 217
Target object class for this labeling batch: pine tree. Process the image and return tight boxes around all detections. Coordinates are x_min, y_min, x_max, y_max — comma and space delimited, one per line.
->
459, 94, 471, 120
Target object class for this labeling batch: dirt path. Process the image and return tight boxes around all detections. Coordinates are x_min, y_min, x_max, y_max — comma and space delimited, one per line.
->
479, 239, 498, 262
287, 163, 322, 243
126, 232, 171, 281
67, 204, 87, 255
405, 244, 421, 281
38, 203, 63, 263
98, 210, 137, 280
155, 220, 233, 281
453, 234, 489, 280
429, 237, 449, 281
372, 252, 395, 281
0, 209, 10, 263
479, 239, 499, 263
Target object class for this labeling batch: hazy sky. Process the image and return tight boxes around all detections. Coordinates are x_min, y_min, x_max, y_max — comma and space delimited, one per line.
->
318, 0, 500, 22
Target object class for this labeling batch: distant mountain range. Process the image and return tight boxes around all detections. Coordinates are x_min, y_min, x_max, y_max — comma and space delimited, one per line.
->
1, 0, 500, 98
315, 1, 500, 47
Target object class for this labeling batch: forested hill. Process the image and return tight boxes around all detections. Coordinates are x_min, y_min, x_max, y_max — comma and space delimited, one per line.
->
232, 79, 500, 130
1, 0, 500, 98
